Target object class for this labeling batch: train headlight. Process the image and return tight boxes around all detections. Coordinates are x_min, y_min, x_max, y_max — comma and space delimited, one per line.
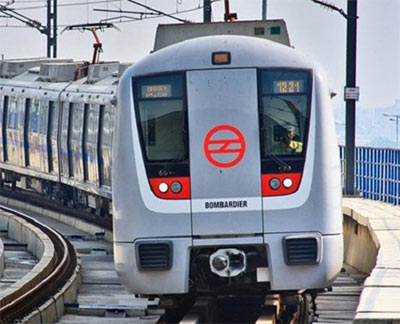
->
283, 178, 293, 189
159, 182, 169, 193
269, 178, 281, 190
170, 181, 182, 194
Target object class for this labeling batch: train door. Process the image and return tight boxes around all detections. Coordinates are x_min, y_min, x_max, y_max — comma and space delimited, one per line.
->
1, 95, 8, 162
86, 104, 100, 185
82, 104, 89, 182
6, 96, 21, 165
187, 69, 263, 236
47, 101, 59, 174
98, 104, 114, 188
26, 99, 41, 170
70, 103, 85, 182
60, 102, 71, 177
18, 98, 27, 167
38, 101, 49, 173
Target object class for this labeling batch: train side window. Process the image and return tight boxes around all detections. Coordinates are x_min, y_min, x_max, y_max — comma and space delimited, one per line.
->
102, 109, 113, 147
87, 105, 97, 146
16, 97, 25, 130
133, 74, 187, 162
60, 102, 71, 176
29, 99, 40, 133
7, 96, 18, 129
71, 104, 82, 143
61, 103, 70, 139
39, 101, 49, 135
49, 102, 59, 138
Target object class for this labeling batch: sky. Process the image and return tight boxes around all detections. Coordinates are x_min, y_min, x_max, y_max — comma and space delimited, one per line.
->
0, 0, 399, 111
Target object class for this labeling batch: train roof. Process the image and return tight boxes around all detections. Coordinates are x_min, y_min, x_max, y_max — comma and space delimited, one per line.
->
0, 58, 132, 88
131, 35, 321, 77
154, 19, 291, 51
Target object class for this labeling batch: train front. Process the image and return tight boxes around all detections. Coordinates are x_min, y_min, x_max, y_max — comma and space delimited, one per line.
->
113, 36, 343, 298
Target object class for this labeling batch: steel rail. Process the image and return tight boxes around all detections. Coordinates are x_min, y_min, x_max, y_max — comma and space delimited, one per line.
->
0, 205, 77, 323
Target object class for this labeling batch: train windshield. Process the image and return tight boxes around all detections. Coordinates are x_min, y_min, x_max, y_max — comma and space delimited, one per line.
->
259, 70, 311, 158
134, 74, 188, 163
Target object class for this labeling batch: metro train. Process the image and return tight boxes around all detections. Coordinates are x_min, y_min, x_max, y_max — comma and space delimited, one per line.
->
0, 59, 121, 216
113, 34, 344, 303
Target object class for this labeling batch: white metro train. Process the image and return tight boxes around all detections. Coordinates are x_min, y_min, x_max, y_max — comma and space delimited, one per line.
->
0, 59, 122, 217
113, 34, 344, 302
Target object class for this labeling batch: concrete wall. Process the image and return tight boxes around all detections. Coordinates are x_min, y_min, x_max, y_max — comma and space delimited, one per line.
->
0, 208, 82, 324
343, 214, 378, 275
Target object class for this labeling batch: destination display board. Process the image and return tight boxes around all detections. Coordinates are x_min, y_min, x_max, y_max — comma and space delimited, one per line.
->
141, 84, 172, 98
273, 80, 305, 94
261, 69, 310, 95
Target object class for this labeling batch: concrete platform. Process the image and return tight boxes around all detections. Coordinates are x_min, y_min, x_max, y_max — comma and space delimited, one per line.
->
343, 198, 400, 323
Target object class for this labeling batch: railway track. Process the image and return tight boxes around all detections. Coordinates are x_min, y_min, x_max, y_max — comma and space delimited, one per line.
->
0, 205, 78, 324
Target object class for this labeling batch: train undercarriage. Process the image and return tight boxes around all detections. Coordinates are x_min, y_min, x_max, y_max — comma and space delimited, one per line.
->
0, 169, 112, 218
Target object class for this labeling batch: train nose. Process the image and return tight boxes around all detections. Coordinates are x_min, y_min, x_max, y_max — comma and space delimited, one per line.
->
209, 248, 247, 277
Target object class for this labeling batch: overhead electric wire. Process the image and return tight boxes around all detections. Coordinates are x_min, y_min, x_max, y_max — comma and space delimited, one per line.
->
93, 8, 159, 15
4, 0, 121, 11
0, 0, 223, 28
126, 0, 191, 23
96, 0, 222, 24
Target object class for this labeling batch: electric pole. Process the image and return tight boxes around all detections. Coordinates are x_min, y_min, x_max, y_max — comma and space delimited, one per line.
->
46, 0, 57, 58
262, 0, 267, 20
0, 1, 57, 58
344, 0, 358, 195
204, 0, 211, 22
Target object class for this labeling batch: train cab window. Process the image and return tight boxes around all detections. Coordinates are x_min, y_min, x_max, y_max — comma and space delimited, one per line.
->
259, 70, 311, 156
259, 69, 311, 173
134, 74, 187, 163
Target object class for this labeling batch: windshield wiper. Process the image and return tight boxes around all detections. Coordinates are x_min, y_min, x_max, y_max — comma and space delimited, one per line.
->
268, 153, 292, 172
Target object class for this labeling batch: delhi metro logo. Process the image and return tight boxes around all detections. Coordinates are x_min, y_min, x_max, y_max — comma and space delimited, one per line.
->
203, 125, 246, 168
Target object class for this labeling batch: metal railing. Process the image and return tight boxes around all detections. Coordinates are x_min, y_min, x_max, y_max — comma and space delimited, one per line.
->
339, 145, 400, 205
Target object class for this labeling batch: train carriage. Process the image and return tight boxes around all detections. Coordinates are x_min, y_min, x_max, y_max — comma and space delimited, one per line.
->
0, 79, 65, 183
58, 81, 117, 200
0, 62, 119, 212
113, 35, 343, 299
